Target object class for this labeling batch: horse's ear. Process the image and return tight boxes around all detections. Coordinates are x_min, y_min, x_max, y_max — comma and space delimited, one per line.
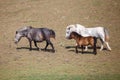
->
68, 26, 72, 30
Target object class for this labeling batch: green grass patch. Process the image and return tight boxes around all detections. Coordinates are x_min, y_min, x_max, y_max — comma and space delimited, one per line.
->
17, 74, 120, 80
1, 74, 120, 80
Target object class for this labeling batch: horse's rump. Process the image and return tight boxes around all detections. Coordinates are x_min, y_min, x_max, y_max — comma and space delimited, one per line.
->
49, 29, 56, 39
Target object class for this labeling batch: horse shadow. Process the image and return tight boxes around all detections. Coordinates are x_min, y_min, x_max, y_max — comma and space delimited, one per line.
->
16, 47, 55, 53
65, 46, 107, 54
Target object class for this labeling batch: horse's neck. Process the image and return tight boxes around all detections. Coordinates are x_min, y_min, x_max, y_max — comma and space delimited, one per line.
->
23, 29, 29, 37
74, 34, 82, 42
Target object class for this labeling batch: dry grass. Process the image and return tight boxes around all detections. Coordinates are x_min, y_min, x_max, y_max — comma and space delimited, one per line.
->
0, 0, 120, 80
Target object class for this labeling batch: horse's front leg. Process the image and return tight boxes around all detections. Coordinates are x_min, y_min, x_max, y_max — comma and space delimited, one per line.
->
29, 40, 32, 51
81, 45, 84, 54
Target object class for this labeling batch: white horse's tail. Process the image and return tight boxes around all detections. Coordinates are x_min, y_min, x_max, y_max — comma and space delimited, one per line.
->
104, 28, 109, 41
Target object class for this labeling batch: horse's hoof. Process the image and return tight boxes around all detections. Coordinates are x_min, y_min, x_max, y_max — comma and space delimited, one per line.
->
29, 48, 32, 51
37, 48, 40, 51
94, 52, 97, 55
76, 51, 78, 54
108, 49, 111, 52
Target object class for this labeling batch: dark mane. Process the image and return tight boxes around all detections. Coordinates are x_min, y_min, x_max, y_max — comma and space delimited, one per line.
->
71, 32, 82, 38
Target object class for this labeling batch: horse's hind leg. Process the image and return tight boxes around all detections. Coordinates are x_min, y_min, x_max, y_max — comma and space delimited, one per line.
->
44, 41, 49, 50
34, 41, 39, 50
105, 41, 112, 51
47, 40, 55, 52
100, 38, 104, 51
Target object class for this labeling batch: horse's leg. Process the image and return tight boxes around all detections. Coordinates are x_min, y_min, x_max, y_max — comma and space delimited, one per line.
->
100, 38, 104, 51
105, 41, 112, 51
75, 45, 78, 53
47, 40, 55, 52
93, 37, 97, 55
81, 45, 84, 54
29, 40, 32, 51
84, 46, 88, 51
44, 41, 49, 50
34, 41, 39, 50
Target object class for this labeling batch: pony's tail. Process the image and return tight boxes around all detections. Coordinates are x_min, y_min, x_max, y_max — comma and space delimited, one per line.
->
49, 29, 56, 39
104, 28, 109, 41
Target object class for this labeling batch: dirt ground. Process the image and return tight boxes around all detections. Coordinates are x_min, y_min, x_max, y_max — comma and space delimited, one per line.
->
0, 0, 120, 80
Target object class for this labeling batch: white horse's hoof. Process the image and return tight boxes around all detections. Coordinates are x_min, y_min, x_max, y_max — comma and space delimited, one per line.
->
84, 49, 88, 51
100, 49, 103, 51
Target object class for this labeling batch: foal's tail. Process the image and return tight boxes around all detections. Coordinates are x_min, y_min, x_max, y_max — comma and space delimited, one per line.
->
49, 29, 56, 39
104, 28, 109, 41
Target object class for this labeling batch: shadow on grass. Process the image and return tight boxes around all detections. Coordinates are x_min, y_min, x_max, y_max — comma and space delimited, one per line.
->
16, 47, 55, 53
65, 46, 108, 55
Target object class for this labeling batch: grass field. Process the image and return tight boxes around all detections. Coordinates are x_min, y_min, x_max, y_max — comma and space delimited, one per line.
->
0, 0, 120, 80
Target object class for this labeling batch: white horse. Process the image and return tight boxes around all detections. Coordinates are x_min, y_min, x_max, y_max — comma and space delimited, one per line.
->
66, 24, 111, 51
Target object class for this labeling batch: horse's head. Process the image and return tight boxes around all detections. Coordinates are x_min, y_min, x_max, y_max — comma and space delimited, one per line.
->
69, 32, 81, 39
66, 25, 77, 39
14, 26, 32, 44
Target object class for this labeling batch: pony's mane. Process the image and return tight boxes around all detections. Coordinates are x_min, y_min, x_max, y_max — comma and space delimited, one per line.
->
71, 32, 82, 37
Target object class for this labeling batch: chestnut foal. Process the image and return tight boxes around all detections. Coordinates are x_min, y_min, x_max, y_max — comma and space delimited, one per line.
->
69, 32, 97, 55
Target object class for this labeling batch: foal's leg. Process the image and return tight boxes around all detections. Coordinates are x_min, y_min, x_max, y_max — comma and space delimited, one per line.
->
81, 45, 84, 54
75, 45, 78, 53
105, 41, 112, 51
34, 41, 39, 50
93, 37, 97, 55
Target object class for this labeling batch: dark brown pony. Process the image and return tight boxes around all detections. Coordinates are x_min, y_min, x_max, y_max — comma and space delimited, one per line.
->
69, 32, 97, 55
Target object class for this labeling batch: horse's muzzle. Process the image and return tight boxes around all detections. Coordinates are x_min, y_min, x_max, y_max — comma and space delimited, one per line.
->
14, 41, 18, 44
14, 39, 18, 44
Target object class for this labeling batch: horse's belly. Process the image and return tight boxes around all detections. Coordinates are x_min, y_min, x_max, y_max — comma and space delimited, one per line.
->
34, 37, 44, 42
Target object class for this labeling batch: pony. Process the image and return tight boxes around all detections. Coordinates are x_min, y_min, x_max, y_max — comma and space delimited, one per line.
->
14, 26, 56, 52
69, 32, 97, 54
66, 24, 111, 51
